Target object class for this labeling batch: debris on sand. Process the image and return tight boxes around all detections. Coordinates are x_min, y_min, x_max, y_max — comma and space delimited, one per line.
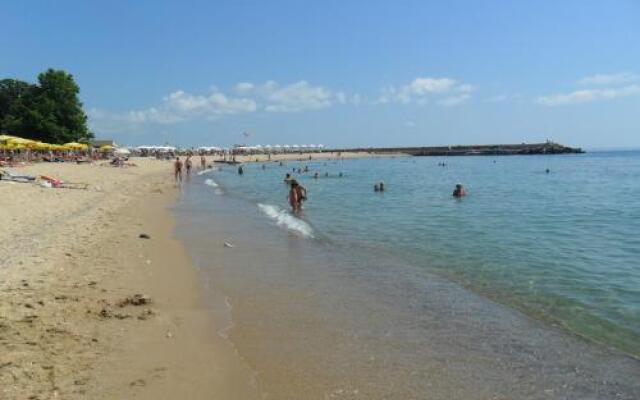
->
137, 309, 155, 320
117, 294, 151, 307
138, 233, 151, 239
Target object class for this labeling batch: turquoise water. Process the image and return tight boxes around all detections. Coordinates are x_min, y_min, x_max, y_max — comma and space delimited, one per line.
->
203, 151, 640, 357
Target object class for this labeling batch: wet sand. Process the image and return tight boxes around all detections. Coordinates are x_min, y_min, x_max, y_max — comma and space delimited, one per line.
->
0, 159, 257, 399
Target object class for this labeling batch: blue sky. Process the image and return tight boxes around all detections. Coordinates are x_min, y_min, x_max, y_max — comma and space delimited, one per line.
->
1, 0, 639, 148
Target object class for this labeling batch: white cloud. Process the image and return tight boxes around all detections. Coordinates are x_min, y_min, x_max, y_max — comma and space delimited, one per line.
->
457, 84, 475, 94
578, 73, 637, 86
484, 94, 508, 103
234, 82, 255, 93
438, 93, 471, 107
164, 90, 257, 116
89, 88, 258, 132
89, 80, 344, 132
377, 77, 473, 104
262, 81, 333, 112
536, 84, 640, 106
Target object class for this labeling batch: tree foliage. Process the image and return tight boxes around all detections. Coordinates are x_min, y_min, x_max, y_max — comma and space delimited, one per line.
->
0, 69, 92, 143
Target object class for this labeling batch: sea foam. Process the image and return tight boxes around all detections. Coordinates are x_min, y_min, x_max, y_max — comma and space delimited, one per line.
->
197, 167, 217, 176
204, 179, 219, 188
258, 203, 314, 238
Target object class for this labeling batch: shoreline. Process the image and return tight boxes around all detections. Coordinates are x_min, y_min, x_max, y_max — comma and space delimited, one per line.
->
0, 159, 257, 399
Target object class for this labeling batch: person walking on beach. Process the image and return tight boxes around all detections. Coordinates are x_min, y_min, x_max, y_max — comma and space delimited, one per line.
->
174, 157, 183, 182
200, 155, 206, 169
185, 155, 193, 176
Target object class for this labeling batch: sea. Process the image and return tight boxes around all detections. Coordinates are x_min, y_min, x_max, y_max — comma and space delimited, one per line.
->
174, 151, 640, 399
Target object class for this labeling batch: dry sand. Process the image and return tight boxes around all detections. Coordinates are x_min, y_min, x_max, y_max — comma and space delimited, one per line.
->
0, 159, 258, 399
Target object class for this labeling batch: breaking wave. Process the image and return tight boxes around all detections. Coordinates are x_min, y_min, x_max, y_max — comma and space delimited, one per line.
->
257, 203, 314, 238
204, 179, 219, 188
197, 167, 217, 176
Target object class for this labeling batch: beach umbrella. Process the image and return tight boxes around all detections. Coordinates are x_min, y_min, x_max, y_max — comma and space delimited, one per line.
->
64, 142, 89, 150
33, 142, 52, 151
64, 142, 88, 150
0, 134, 19, 144
7, 137, 38, 147
114, 148, 131, 155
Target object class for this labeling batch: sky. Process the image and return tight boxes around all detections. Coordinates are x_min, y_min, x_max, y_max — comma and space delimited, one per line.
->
1, 0, 639, 149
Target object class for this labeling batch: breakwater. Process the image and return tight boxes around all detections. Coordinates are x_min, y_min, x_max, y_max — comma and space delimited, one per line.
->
327, 142, 583, 156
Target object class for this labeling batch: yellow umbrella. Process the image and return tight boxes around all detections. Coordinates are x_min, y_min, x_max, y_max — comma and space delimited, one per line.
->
99, 144, 115, 152
33, 142, 53, 151
7, 137, 37, 146
0, 134, 18, 143
64, 142, 88, 150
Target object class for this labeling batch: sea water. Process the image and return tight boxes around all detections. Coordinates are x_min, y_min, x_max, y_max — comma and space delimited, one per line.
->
174, 152, 640, 399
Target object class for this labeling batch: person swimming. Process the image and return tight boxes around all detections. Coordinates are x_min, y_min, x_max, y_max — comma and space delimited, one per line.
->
452, 183, 465, 198
374, 184, 380, 192
284, 173, 293, 184
238, 165, 244, 175
314, 172, 319, 179
379, 181, 385, 192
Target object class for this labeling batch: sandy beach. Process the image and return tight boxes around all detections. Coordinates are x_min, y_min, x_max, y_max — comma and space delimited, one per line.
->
0, 151, 399, 399
0, 158, 260, 399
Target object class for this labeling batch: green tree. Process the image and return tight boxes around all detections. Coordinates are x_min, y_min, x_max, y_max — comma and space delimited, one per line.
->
2, 69, 92, 143
0, 79, 34, 132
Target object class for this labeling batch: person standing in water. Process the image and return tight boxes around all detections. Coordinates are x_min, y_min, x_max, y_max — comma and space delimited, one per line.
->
289, 181, 301, 213
200, 155, 206, 170
174, 157, 183, 182
288, 180, 307, 213
238, 165, 244, 175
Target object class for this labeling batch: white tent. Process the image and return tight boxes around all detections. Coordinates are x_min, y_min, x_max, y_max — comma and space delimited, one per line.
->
115, 148, 131, 155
